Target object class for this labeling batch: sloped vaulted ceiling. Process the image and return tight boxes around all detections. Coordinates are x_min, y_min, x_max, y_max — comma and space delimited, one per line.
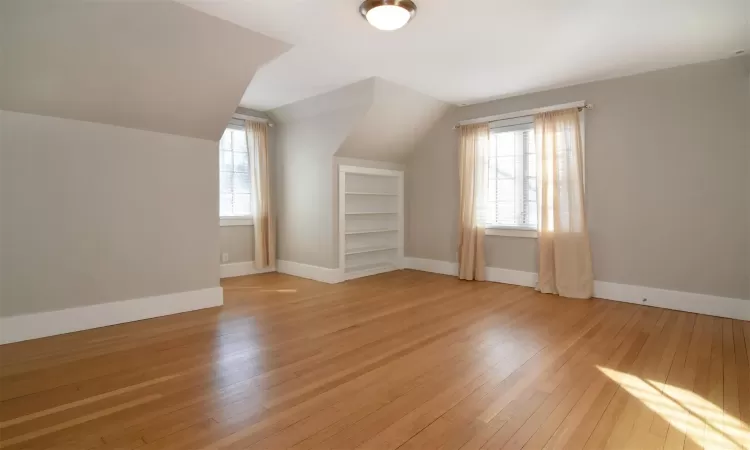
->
269, 78, 374, 126
270, 77, 448, 164
336, 78, 449, 162
0, 0, 290, 141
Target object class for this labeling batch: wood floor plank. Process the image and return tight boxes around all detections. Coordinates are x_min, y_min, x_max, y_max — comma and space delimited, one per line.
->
683, 315, 718, 450
0, 271, 746, 450
705, 317, 726, 449
351, 303, 614, 450
662, 313, 709, 450
608, 310, 688, 449
519, 309, 653, 450
734, 321, 750, 426
580, 308, 673, 450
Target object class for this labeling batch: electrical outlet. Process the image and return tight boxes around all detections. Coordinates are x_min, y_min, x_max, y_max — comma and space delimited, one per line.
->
221, 252, 229, 263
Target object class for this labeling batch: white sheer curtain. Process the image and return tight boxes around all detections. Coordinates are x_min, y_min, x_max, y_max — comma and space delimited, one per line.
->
458, 123, 489, 281
246, 121, 275, 269
535, 109, 593, 298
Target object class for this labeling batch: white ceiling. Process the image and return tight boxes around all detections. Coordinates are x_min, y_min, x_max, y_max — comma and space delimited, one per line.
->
180, 0, 749, 111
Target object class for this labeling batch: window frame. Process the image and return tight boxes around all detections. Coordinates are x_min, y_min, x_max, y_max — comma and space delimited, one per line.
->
483, 111, 586, 238
219, 122, 254, 227
485, 226, 537, 238
485, 116, 538, 238
220, 217, 253, 227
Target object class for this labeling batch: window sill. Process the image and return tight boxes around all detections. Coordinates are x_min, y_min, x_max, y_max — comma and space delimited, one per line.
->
220, 217, 253, 227
485, 227, 537, 238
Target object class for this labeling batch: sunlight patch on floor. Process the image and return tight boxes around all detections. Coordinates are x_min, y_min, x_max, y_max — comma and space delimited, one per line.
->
598, 367, 750, 449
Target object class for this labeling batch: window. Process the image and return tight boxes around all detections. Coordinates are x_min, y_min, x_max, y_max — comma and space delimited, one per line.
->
485, 116, 537, 236
219, 124, 252, 225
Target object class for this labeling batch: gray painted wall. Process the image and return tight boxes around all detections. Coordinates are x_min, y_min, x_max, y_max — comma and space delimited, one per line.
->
220, 226, 254, 263
0, 111, 220, 316
406, 56, 750, 300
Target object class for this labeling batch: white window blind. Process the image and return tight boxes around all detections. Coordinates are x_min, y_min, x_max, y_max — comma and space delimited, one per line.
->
219, 126, 251, 218
486, 117, 537, 229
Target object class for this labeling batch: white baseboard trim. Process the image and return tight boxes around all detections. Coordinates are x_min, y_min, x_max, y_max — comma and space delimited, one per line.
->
342, 264, 398, 282
403, 258, 538, 287
277, 260, 343, 284
405, 257, 458, 276
594, 281, 750, 321
220, 261, 275, 278
404, 257, 749, 321
486, 266, 538, 288
0, 287, 224, 344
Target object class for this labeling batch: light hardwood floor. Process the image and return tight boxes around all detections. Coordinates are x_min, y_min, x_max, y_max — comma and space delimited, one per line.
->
0, 270, 748, 449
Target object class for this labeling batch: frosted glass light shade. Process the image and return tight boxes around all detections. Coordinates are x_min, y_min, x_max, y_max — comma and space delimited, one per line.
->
366, 5, 411, 30
359, 1, 417, 31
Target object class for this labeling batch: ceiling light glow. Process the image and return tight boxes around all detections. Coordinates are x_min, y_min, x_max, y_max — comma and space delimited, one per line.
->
360, 1, 417, 31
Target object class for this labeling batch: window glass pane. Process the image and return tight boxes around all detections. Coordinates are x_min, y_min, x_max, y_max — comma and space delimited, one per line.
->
233, 172, 251, 194
219, 130, 232, 151
494, 179, 515, 203
220, 172, 233, 194
526, 202, 538, 226
234, 194, 251, 216
219, 126, 253, 218
233, 151, 249, 173
220, 194, 233, 217
524, 130, 535, 151
220, 152, 233, 172
486, 203, 498, 224
526, 176, 537, 196
494, 132, 515, 156
486, 178, 496, 203
493, 202, 515, 225
495, 156, 515, 179
230, 129, 247, 152
486, 126, 537, 228
527, 154, 536, 177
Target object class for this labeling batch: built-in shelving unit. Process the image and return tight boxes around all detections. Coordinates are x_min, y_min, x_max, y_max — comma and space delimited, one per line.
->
339, 165, 404, 281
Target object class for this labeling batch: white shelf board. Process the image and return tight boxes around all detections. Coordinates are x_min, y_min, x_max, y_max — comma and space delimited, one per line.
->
345, 228, 398, 235
345, 191, 398, 196
345, 246, 398, 256
345, 211, 398, 215
344, 261, 395, 274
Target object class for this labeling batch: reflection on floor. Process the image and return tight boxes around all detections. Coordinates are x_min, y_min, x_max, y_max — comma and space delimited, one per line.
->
0, 270, 748, 449
600, 367, 750, 449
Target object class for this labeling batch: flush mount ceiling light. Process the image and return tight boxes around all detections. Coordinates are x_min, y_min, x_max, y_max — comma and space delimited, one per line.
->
359, 0, 417, 31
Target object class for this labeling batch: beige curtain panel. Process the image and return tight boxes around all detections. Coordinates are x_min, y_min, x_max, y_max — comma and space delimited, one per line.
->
246, 121, 276, 269
458, 123, 489, 281
534, 109, 593, 298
